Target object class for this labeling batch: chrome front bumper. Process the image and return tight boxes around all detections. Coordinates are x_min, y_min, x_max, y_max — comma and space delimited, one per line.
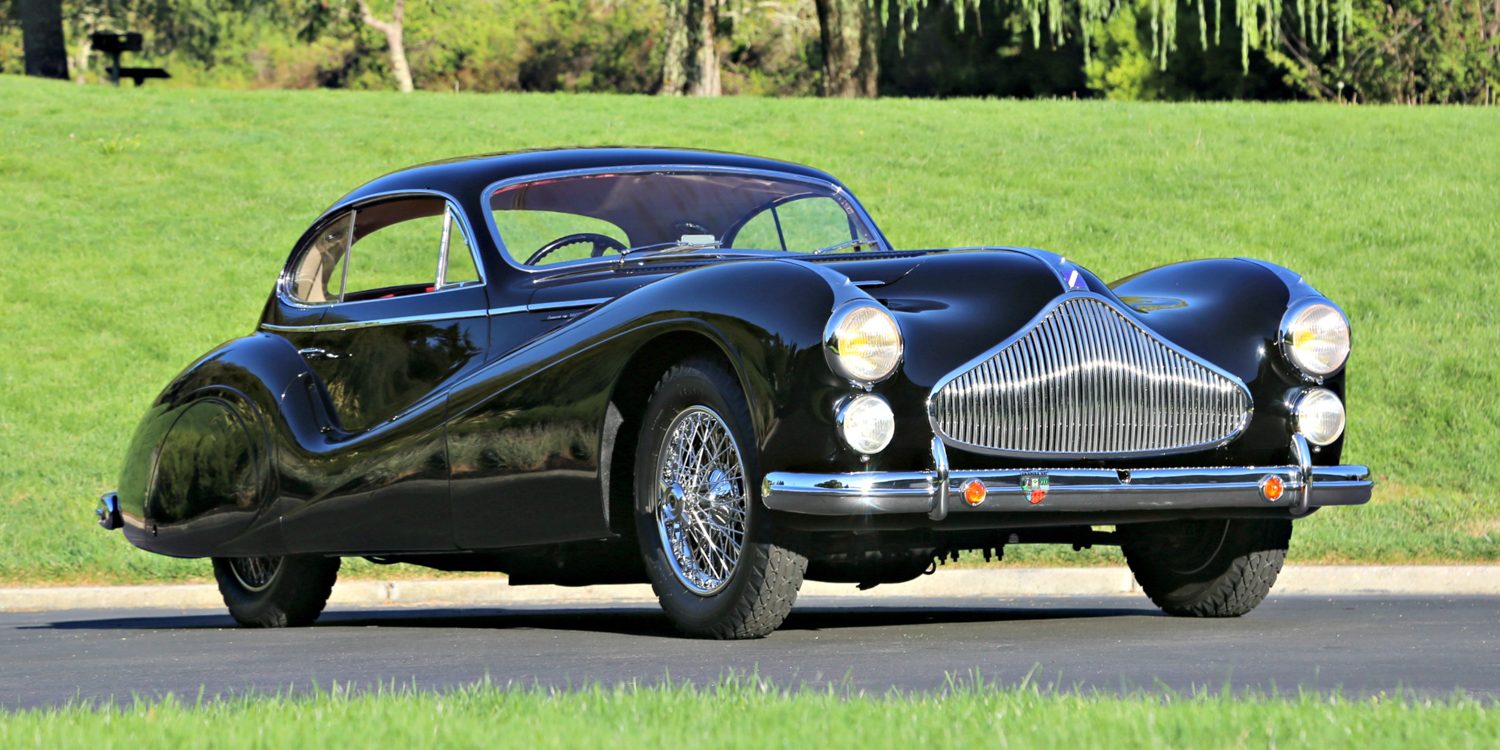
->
763, 436, 1373, 522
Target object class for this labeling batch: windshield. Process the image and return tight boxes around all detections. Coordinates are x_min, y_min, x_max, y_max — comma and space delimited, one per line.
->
488, 170, 879, 267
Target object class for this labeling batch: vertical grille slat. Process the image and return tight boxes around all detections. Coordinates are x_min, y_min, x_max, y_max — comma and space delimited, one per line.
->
930, 295, 1253, 458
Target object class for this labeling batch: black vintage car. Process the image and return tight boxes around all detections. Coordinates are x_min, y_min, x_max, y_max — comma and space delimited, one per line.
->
97, 148, 1371, 638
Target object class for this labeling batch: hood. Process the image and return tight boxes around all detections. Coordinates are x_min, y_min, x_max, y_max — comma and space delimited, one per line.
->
525, 248, 1110, 389
823, 250, 1092, 389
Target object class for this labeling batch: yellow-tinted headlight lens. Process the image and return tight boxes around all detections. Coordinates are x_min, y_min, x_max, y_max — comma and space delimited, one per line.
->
1283, 302, 1350, 377
826, 304, 902, 383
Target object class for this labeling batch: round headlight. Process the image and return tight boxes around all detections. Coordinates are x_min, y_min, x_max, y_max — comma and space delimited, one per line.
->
1293, 387, 1346, 446
825, 303, 903, 384
836, 394, 895, 455
1282, 301, 1350, 378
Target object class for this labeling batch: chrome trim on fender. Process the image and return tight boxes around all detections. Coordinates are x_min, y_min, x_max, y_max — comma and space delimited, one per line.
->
487, 297, 615, 317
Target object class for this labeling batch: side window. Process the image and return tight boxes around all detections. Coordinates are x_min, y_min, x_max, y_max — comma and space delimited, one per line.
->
728, 196, 856, 252
732, 209, 782, 250
284, 198, 480, 305
287, 212, 353, 304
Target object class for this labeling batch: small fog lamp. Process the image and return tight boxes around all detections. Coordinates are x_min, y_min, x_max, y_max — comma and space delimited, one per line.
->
1292, 387, 1346, 446
836, 394, 895, 455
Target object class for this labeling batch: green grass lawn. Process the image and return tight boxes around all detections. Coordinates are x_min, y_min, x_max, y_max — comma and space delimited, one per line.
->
1, 681, 1494, 749
0, 76, 1496, 584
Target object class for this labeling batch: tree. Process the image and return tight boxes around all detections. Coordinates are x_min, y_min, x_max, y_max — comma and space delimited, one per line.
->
660, 0, 720, 95
20, 0, 68, 78
356, 0, 413, 92
814, 0, 880, 96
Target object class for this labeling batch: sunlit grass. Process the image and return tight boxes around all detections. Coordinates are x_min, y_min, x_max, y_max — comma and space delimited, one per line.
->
0, 76, 1496, 583
1, 678, 1494, 749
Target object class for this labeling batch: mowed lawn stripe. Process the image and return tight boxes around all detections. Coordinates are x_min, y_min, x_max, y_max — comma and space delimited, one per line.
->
0, 76, 1495, 583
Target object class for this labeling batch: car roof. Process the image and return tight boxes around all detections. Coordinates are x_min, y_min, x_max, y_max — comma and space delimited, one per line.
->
331, 147, 845, 210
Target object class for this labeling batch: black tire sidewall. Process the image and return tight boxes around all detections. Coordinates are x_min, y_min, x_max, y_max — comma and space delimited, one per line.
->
1123, 518, 1290, 612
633, 360, 770, 632
212, 555, 339, 627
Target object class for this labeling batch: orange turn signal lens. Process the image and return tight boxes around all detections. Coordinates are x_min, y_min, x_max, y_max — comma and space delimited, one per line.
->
1260, 475, 1285, 502
962, 480, 987, 506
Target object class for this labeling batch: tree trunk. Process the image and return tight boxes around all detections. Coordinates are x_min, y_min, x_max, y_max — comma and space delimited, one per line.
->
20, 0, 69, 79
660, 1, 690, 95
357, 0, 414, 93
70, 24, 93, 84
815, 0, 879, 97
687, 0, 721, 96
660, 0, 720, 96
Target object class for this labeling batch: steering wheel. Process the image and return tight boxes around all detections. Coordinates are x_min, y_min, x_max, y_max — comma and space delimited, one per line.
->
526, 233, 628, 265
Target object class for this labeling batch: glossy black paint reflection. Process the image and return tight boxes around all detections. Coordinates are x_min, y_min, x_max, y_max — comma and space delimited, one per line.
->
113, 148, 1357, 582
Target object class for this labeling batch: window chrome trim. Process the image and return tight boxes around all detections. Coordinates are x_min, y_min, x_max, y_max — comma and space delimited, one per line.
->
260, 309, 487, 333
276, 189, 488, 311
478, 165, 892, 276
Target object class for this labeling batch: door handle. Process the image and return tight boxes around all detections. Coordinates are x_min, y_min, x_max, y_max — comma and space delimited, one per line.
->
297, 347, 347, 361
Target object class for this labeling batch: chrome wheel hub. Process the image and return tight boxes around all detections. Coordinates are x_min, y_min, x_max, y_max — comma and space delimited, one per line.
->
228, 556, 282, 592
655, 406, 749, 596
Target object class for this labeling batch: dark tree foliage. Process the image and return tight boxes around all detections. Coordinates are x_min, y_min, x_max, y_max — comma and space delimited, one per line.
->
0, 0, 1493, 102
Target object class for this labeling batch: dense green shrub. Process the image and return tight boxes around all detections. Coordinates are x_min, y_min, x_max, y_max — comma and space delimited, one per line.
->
0, 1, 1494, 106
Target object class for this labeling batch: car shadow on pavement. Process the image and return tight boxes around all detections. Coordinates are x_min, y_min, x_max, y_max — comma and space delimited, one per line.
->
26, 602, 1159, 638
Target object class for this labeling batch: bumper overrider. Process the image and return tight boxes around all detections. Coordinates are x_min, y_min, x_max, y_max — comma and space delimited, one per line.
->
763, 436, 1373, 522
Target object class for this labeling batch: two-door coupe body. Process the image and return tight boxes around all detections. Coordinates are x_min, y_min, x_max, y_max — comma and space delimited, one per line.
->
98, 148, 1371, 637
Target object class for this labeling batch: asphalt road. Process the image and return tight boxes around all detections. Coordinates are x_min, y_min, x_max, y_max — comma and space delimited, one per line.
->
3, 594, 1497, 708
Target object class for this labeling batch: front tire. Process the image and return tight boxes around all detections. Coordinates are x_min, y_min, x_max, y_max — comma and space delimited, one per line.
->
633, 357, 807, 639
212, 555, 340, 627
1121, 518, 1291, 617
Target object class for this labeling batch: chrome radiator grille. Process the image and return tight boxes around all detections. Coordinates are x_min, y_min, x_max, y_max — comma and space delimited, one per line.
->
929, 295, 1253, 458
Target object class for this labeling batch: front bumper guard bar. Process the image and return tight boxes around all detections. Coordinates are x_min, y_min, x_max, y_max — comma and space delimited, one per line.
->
763, 437, 1373, 521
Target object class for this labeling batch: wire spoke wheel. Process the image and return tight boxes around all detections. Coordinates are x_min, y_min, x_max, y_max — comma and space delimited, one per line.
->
654, 405, 749, 596
227, 556, 283, 592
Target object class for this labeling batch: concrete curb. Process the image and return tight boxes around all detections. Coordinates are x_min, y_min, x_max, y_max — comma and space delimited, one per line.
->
1, 565, 1496, 613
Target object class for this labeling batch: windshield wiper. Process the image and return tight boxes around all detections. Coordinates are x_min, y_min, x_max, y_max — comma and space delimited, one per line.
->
620, 238, 722, 258
812, 238, 880, 255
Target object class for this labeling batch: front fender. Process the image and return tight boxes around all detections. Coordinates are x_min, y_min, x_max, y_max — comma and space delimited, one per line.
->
1112, 257, 1346, 466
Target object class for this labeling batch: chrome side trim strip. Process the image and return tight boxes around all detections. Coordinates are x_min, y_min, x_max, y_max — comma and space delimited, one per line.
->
260, 309, 486, 333
486, 297, 614, 317
261, 297, 615, 331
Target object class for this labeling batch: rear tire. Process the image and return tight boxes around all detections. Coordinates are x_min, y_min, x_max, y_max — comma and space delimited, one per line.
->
633, 357, 806, 639
1121, 518, 1291, 617
212, 555, 340, 628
